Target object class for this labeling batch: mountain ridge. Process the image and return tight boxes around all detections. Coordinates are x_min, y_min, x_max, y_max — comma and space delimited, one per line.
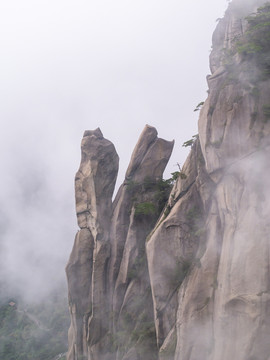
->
66, 1, 270, 359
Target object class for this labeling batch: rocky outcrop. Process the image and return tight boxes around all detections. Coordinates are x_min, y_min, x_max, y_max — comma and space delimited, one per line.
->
148, 1, 270, 359
66, 126, 174, 360
66, 1, 270, 359
66, 128, 119, 360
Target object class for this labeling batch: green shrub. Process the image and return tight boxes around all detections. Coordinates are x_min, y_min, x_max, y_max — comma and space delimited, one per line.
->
170, 171, 180, 181
237, 3, 270, 76
193, 102, 204, 112
134, 202, 156, 218
127, 174, 178, 220
182, 134, 198, 147
142, 176, 156, 191
126, 179, 139, 193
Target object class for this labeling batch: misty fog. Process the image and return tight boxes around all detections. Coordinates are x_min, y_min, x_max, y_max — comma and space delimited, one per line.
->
0, 0, 228, 303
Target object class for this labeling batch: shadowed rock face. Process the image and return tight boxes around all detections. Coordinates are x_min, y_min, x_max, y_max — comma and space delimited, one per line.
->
66, 1, 270, 359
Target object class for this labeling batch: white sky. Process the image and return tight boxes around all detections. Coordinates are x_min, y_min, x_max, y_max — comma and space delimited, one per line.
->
0, 0, 229, 300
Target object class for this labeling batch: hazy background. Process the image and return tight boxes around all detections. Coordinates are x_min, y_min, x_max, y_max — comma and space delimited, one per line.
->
0, 0, 228, 302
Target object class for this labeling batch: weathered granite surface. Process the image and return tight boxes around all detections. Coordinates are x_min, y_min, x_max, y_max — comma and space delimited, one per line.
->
66, 1, 270, 359
66, 125, 174, 360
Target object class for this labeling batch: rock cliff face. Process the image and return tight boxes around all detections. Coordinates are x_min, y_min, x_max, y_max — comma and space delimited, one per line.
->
66, 0, 270, 359
66, 126, 174, 360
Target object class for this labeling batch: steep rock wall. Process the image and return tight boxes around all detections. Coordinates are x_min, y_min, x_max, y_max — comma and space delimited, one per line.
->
66, 1, 270, 359
66, 126, 174, 360
148, 1, 270, 359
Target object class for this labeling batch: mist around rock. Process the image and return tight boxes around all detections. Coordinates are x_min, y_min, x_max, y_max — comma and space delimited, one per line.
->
0, 0, 230, 308
1, 0, 270, 359
66, 1, 270, 359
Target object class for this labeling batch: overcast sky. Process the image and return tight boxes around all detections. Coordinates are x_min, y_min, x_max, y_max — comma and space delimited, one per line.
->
0, 0, 229, 301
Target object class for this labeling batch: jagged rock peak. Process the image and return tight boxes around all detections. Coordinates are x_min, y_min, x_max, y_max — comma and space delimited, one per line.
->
66, 125, 174, 360
125, 124, 174, 183
125, 125, 158, 179
210, 0, 267, 74
83, 127, 104, 138
75, 128, 119, 229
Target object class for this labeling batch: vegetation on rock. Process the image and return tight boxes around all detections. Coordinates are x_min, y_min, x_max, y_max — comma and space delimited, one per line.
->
182, 134, 198, 148
129, 175, 177, 220
0, 290, 69, 360
237, 2, 270, 77
193, 102, 205, 112
134, 202, 156, 217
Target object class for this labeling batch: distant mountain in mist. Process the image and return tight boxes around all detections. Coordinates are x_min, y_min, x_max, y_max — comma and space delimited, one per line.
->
66, 0, 270, 359
0, 287, 69, 360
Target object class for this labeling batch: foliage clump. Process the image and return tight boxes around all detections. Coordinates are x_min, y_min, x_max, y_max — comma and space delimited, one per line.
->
237, 2, 270, 77
194, 102, 205, 112
134, 202, 156, 217
0, 291, 69, 360
129, 174, 178, 221
182, 134, 198, 148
